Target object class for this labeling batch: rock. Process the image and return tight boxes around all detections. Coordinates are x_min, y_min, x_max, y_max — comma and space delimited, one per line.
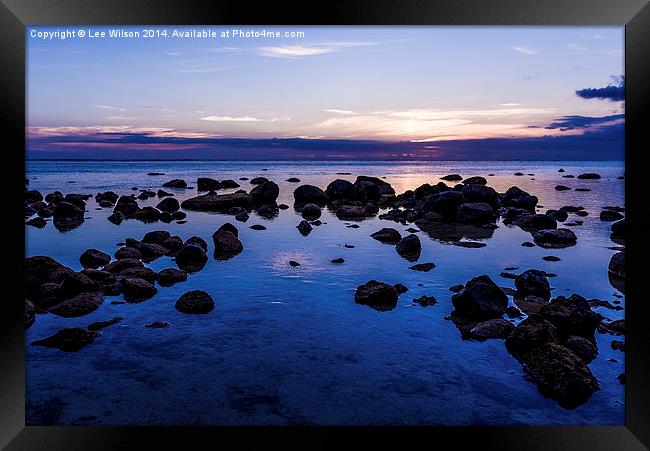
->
255, 205, 276, 219
462, 176, 487, 185
457, 202, 495, 224
354, 280, 398, 311
546, 209, 568, 222
325, 179, 355, 200
451, 241, 486, 248
249, 224, 266, 230
104, 258, 144, 274
217, 222, 239, 237
156, 197, 180, 213
25, 190, 44, 203
294, 184, 329, 204
409, 262, 435, 272
122, 277, 158, 302
449, 284, 464, 293
335, 204, 369, 220
301, 203, 322, 220
297, 220, 313, 236
57, 272, 100, 298
419, 191, 466, 219
25, 256, 74, 303
370, 228, 402, 244
610, 218, 625, 239
49, 292, 104, 318
506, 306, 523, 318
113, 196, 139, 217
185, 236, 208, 252
147, 172, 165, 176
522, 241, 535, 247
577, 173, 601, 180
286, 177, 300, 183
395, 234, 421, 261
162, 179, 187, 188
600, 210, 623, 221
87, 317, 123, 331
212, 230, 244, 260
157, 189, 173, 197
181, 192, 252, 212
32, 327, 100, 352
608, 251, 624, 293
513, 214, 557, 231
145, 321, 171, 328
451, 275, 508, 319
331, 258, 345, 264
505, 314, 559, 359
555, 185, 571, 191
515, 269, 551, 300
289, 260, 300, 267
38, 208, 53, 218
175, 244, 208, 272
220, 179, 240, 189
249, 177, 268, 185
175, 290, 214, 314
107, 211, 125, 225
461, 184, 498, 207
118, 266, 157, 283
502, 187, 538, 211
522, 343, 599, 408
250, 181, 280, 203
234, 211, 249, 222
603, 319, 625, 335
115, 246, 142, 260
157, 268, 188, 287
532, 229, 577, 248
393, 283, 408, 294
26, 217, 46, 228
197, 177, 222, 191
356, 176, 395, 196
611, 340, 625, 352
565, 335, 598, 363
538, 294, 603, 339
441, 174, 462, 181
543, 256, 561, 262
79, 249, 111, 269
25, 299, 36, 328
353, 180, 380, 201
413, 295, 437, 307
469, 318, 515, 340
134, 207, 161, 222
52, 201, 85, 230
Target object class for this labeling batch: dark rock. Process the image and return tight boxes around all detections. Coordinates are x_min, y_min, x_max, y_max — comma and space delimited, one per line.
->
514, 214, 557, 231
469, 318, 515, 340
32, 327, 100, 352
335, 204, 369, 220
255, 205, 277, 218
134, 207, 161, 222
505, 314, 559, 359
419, 191, 466, 219
331, 258, 345, 264
234, 211, 249, 222
57, 272, 100, 298
249, 177, 268, 185
250, 224, 266, 230
113, 196, 139, 217
462, 176, 487, 185
543, 256, 561, 262
157, 268, 188, 287
502, 187, 538, 211
441, 174, 462, 181
49, 292, 104, 318
532, 228, 577, 248
461, 184, 498, 207
25, 300, 35, 328
185, 236, 208, 252
181, 191, 252, 212
145, 321, 171, 328
162, 179, 187, 188
608, 251, 624, 293
370, 228, 402, 244
451, 241, 486, 248
197, 177, 222, 191
353, 180, 380, 201
301, 203, 322, 220
600, 210, 624, 221
449, 284, 464, 293
289, 260, 300, 267
611, 339, 625, 352
538, 294, 603, 339
457, 202, 494, 224
103, 258, 143, 274
522, 342, 599, 408
156, 197, 180, 213
122, 277, 158, 302
174, 244, 208, 272
115, 246, 142, 260
294, 185, 328, 204
52, 201, 85, 230
26, 217, 46, 228
393, 283, 408, 294
217, 222, 239, 237
603, 319, 625, 335
451, 275, 508, 319
107, 211, 125, 225
286, 177, 300, 183
142, 230, 171, 244
515, 269, 551, 300
354, 280, 398, 311
409, 262, 435, 272
555, 185, 571, 191
25, 256, 74, 303
250, 181, 280, 203
157, 189, 173, 197
546, 209, 568, 222
87, 316, 123, 331
175, 290, 214, 314
325, 179, 355, 200
297, 220, 313, 236
521, 242, 535, 247
118, 266, 157, 283
395, 234, 421, 261
577, 173, 601, 180
220, 179, 240, 189
413, 295, 437, 307
147, 172, 165, 176
212, 230, 244, 260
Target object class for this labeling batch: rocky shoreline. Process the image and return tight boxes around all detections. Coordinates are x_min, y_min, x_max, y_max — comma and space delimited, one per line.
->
25, 169, 625, 410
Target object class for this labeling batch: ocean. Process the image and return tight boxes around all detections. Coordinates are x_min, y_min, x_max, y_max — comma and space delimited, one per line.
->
25, 160, 625, 425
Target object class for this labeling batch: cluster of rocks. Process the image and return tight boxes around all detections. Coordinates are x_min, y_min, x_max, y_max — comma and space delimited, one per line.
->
445, 268, 623, 408
25, 189, 92, 231
104, 191, 186, 225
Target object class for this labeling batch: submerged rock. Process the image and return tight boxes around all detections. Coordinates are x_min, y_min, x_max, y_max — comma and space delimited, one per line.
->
175, 290, 214, 314
32, 327, 100, 352
297, 220, 313, 236
354, 280, 398, 312
49, 292, 104, 318
395, 234, 421, 261
469, 318, 515, 340
122, 277, 158, 302
79, 249, 111, 269
301, 203, 322, 220
157, 268, 188, 287
413, 295, 437, 307
532, 229, 577, 248
370, 228, 402, 244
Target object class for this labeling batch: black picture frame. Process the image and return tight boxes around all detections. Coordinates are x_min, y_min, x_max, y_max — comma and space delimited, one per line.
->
2, 0, 649, 449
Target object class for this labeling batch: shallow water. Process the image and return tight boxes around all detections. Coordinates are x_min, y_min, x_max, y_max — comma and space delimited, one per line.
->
25, 160, 625, 425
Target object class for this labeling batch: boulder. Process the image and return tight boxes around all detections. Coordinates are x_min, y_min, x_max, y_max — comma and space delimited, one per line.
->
113, 196, 139, 217
156, 197, 180, 213
538, 294, 603, 339
32, 327, 100, 352
107, 211, 125, 225
502, 187, 538, 211
48, 292, 104, 318
122, 277, 158, 302
301, 203, 322, 220
25, 256, 74, 303
409, 262, 435, 272
577, 173, 601, 180
212, 230, 244, 260
457, 202, 495, 224
522, 342, 599, 408
256, 205, 277, 218
565, 335, 598, 363
134, 207, 161, 222
175, 244, 208, 272
505, 314, 559, 359
335, 204, 369, 220
185, 236, 208, 252
395, 234, 421, 261
325, 179, 355, 200
197, 177, 222, 191
600, 210, 624, 221
469, 318, 515, 340
355, 176, 395, 196
162, 179, 187, 188
175, 290, 214, 314
79, 249, 111, 269
546, 209, 568, 222
293, 185, 329, 204
418, 191, 466, 219
462, 176, 487, 185
26, 217, 46, 228
608, 252, 624, 293
353, 180, 381, 201
104, 258, 144, 274
610, 219, 625, 239
461, 184, 498, 207
413, 295, 437, 307
57, 272, 100, 298
555, 185, 571, 191
513, 214, 557, 231
157, 268, 188, 287
297, 220, 313, 236
115, 246, 142, 260
181, 192, 252, 212
250, 181, 280, 203
52, 201, 85, 230
532, 229, 577, 248
220, 179, 240, 189
515, 269, 551, 300
441, 174, 463, 181
354, 280, 398, 311
451, 275, 508, 319
370, 228, 402, 244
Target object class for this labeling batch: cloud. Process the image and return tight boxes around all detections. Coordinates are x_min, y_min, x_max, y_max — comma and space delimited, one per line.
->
575, 77, 624, 101
523, 72, 541, 80
166, 51, 182, 56
323, 109, 356, 115
500, 103, 520, 107
511, 46, 536, 55
258, 41, 385, 58
92, 105, 126, 111
543, 114, 624, 131
200, 115, 263, 122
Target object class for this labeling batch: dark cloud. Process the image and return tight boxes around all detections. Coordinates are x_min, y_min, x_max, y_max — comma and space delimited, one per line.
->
543, 114, 624, 131
575, 76, 624, 101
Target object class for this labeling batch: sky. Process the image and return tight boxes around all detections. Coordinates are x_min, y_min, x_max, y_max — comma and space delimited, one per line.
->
26, 26, 624, 160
